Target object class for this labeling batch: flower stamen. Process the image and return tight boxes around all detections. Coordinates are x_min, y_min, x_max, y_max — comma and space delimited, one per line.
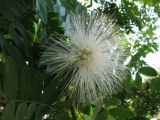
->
78, 48, 92, 61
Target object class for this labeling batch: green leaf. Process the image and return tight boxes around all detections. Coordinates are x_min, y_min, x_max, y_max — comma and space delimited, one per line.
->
78, 104, 94, 116
41, 78, 62, 104
19, 67, 33, 99
123, 79, 133, 92
54, 111, 71, 120
96, 109, 108, 120
34, 105, 45, 120
107, 114, 116, 120
16, 22, 29, 41
15, 102, 27, 120
36, 0, 48, 24
128, 50, 142, 67
0, 62, 4, 90
89, 105, 94, 116
138, 67, 157, 76
1, 102, 15, 120
9, 28, 23, 48
105, 97, 121, 107
0, 36, 7, 51
19, 66, 43, 101
0, 0, 17, 21
150, 77, 160, 91
109, 105, 135, 119
4, 57, 18, 99
31, 69, 43, 101
5, 44, 25, 68
135, 73, 142, 89
0, 62, 5, 76
27, 103, 36, 120
0, 16, 9, 29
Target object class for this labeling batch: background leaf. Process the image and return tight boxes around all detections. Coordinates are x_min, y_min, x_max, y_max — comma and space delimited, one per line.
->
36, 0, 48, 24
109, 105, 135, 120
4, 57, 18, 99
138, 67, 157, 76
96, 109, 108, 120
15, 102, 27, 120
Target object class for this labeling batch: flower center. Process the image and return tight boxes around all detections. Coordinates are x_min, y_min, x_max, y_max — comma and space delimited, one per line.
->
79, 48, 92, 60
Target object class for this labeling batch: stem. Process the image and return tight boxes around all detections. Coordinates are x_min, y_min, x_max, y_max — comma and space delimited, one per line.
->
70, 104, 77, 120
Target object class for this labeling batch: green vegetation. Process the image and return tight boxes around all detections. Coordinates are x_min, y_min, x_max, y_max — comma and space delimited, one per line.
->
0, 0, 160, 119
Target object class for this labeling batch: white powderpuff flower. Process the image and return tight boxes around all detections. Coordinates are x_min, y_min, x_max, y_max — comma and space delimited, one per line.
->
40, 13, 128, 104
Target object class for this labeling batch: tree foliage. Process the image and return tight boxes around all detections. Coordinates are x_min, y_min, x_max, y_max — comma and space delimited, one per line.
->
0, 0, 160, 120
